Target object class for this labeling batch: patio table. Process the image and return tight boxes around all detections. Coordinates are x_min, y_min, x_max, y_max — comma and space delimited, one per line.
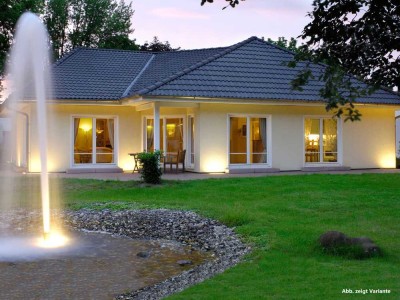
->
128, 153, 141, 173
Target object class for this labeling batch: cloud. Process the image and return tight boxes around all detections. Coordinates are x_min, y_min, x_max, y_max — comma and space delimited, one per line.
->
150, 7, 209, 20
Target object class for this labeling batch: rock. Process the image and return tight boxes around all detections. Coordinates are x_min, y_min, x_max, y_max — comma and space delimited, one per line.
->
350, 237, 381, 256
319, 231, 349, 249
136, 251, 150, 258
319, 231, 381, 258
177, 260, 193, 266
60, 208, 251, 299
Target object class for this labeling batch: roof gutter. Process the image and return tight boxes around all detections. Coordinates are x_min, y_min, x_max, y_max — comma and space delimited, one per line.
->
138, 95, 400, 108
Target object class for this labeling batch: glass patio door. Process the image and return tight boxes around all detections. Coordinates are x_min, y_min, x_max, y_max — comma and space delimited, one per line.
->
145, 117, 184, 154
73, 117, 115, 164
229, 116, 268, 165
304, 118, 338, 163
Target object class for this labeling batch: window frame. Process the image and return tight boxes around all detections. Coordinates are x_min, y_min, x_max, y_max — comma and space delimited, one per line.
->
303, 115, 343, 166
143, 114, 187, 154
70, 115, 118, 168
227, 114, 272, 169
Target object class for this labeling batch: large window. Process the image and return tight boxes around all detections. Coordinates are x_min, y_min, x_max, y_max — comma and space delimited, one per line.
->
145, 117, 184, 155
229, 116, 268, 165
304, 118, 338, 163
73, 117, 115, 165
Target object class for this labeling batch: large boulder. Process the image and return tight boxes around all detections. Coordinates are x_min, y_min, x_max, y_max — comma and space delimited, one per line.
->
319, 231, 381, 258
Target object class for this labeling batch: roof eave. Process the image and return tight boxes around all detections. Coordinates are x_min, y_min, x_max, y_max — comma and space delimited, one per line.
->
139, 95, 400, 108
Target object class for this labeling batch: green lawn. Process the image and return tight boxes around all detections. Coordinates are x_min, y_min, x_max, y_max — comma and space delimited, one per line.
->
14, 173, 400, 299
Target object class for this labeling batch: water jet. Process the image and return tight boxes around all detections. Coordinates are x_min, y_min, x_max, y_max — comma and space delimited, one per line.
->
4, 12, 55, 243
0, 12, 246, 299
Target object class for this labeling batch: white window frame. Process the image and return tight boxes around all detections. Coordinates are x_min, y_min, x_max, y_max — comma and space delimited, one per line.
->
227, 114, 272, 169
187, 114, 195, 169
143, 114, 187, 155
70, 115, 118, 168
303, 115, 343, 166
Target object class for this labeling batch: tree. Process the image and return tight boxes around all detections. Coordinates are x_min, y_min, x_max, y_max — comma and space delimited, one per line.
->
44, 0, 69, 58
139, 36, 180, 52
200, 0, 400, 121
267, 37, 299, 53
201, 0, 244, 9
0, 0, 43, 99
44, 0, 138, 58
0, 0, 43, 73
291, 0, 400, 121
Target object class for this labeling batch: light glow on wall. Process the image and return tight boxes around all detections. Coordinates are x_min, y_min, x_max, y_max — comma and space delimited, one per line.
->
30, 158, 56, 172
378, 152, 395, 168
202, 156, 226, 173
30, 158, 41, 172
121, 158, 134, 172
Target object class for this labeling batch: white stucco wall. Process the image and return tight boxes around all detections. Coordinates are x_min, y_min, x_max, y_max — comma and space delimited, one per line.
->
196, 103, 397, 172
28, 103, 140, 172
24, 101, 398, 173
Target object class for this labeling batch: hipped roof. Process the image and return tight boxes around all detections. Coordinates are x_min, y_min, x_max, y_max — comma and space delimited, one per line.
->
51, 36, 400, 105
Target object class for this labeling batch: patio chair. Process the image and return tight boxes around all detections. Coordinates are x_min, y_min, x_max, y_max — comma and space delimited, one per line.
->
163, 149, 186, 173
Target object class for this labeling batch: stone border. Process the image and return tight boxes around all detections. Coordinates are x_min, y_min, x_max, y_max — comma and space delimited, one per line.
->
63, 209, 251, 300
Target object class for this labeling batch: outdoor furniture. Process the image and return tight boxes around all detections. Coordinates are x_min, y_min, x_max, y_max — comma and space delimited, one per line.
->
163, 149, 186, 173
128, 153, 142, 173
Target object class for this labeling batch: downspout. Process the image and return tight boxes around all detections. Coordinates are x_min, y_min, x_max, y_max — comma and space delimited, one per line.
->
8, 107, 29, 172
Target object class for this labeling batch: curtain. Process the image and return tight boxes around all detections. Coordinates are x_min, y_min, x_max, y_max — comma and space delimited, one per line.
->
323, 119, 337, 152
259, 118, 267, 163
107, 119, 114, 149
147, 119, 154, 152
74, 118, 80, 145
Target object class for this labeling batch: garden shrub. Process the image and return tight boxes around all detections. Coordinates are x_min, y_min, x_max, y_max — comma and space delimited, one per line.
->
137, 150, 163, 184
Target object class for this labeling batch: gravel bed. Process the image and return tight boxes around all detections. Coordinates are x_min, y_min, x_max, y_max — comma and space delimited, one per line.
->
64, 209, 251, 300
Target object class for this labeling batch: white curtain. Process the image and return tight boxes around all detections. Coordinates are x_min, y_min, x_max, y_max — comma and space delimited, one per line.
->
107, 119, 114, 148
147, 119, 154, 152
74, 118, 80, 145
259, 118, 267, 163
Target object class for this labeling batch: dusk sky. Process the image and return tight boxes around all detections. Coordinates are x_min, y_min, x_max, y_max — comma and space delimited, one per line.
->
131, 0, 314, 49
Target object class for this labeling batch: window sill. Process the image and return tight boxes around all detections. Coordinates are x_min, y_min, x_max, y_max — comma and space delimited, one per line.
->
301, 165, 350, 172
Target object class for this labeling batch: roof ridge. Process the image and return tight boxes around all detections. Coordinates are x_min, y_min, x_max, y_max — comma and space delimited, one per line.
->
54, 47, 82, 66
135, 36, 259, 96
122, 54, 156, 98
151, 46, 228, 55
254, 37, 400, 98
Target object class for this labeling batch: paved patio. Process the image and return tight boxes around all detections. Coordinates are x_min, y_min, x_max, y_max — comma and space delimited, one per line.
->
47, 168, 400, 181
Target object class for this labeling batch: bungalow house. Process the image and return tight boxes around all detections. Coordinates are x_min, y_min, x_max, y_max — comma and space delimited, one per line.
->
6, 36, 400, 173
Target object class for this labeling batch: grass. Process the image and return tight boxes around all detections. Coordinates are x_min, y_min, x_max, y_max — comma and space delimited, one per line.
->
9, 173, 400, 299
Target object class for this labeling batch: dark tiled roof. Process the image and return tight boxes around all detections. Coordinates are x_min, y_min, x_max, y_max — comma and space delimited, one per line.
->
52, 48, 153, 100
52, 37, 400, 105
141, 37, 400, 104
127, 47, 227, 95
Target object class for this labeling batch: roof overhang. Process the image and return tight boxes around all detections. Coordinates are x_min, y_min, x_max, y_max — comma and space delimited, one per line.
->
127, 95, 400, 109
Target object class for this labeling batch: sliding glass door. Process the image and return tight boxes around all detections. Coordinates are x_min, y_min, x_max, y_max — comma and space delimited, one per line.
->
145, 117, 184, 155
229, 116, 268, 165
73, 117, 115, 165
304, 117, 338, 163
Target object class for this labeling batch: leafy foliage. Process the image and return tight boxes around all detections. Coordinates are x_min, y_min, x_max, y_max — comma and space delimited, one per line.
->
0, 0, 43, 73
139, 36, 180, 52
267, 37, 299, 53
137, 150, 163, 184
44, 0, 138, 58
291, 0, 400, 121
201, 0, 245, 9
201, 0, 400, 121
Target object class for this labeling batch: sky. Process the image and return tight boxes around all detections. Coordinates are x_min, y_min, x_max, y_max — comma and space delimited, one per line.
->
131, 0, 314, 49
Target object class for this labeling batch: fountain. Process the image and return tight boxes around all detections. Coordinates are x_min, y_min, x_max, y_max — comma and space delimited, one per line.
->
0, 12, 246, 299
1, 12, 67, 248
